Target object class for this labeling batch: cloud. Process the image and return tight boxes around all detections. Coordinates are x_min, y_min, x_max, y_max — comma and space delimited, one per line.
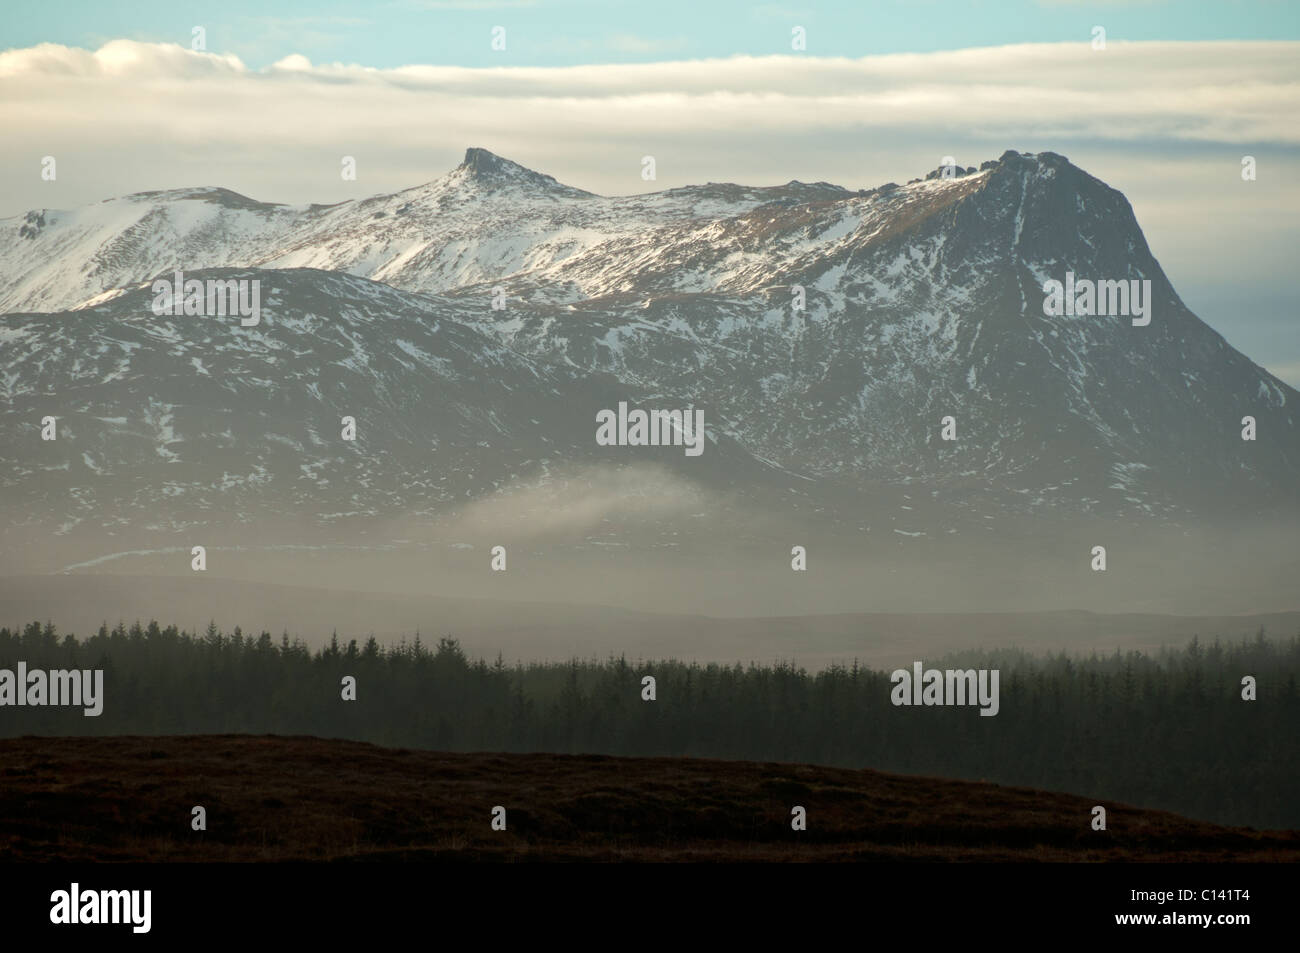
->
0, 40, 248, 78
439, 463, 711, 540
2, 39, 1295, 145
3, 39, 1295, 208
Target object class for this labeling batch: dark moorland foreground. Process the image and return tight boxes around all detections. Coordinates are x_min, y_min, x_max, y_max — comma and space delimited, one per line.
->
1, 735, 1297, 862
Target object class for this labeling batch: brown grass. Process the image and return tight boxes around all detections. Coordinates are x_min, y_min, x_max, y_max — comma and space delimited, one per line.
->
1, 735, 1295, 862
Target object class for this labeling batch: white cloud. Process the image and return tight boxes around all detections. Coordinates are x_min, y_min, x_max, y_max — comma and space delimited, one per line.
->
0, 39, 247, 78
2, 39, 1296, 146
2, 39, 1295, 203
271, 53, 315, 72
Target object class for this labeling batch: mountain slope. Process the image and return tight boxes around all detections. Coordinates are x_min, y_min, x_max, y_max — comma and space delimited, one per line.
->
1, 148, 846, 315
464, 151, 1298, 519
0, 267, 785, 546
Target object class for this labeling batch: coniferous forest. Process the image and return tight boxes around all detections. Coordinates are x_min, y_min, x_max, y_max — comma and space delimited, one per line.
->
1, 620, 1296, 830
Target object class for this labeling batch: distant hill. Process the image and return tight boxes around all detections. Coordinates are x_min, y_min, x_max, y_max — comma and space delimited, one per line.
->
2, 573, 1297, 667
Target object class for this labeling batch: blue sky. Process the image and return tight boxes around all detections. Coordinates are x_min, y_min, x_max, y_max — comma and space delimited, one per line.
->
4, 0, 1300, 69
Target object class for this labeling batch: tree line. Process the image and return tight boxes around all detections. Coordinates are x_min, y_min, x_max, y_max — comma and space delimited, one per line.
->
1, 619, 1297, 829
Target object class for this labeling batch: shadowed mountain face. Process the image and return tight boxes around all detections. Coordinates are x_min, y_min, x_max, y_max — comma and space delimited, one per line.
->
0, 150, 1296, 608
460, 150, 1297, 519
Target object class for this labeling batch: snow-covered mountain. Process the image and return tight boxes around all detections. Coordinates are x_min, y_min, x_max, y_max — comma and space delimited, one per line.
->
0, 268, 787, 541
1, 148, 1296, 555
462, 150, 1300, 519
1, 147, 850, 315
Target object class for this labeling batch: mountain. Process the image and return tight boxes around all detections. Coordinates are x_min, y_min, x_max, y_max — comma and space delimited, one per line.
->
0, 148, 1296, 597
0, 147, 845, 315
0, 268, 781, 547
462, 150, 1300, 519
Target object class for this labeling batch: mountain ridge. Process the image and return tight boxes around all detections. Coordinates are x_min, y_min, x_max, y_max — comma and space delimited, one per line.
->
1, 148, 1095, 314
1, 149, 1296, 584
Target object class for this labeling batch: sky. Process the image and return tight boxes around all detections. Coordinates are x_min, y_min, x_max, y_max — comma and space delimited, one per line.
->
0, 0, 1297, 382
5, 0, 1300, 69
